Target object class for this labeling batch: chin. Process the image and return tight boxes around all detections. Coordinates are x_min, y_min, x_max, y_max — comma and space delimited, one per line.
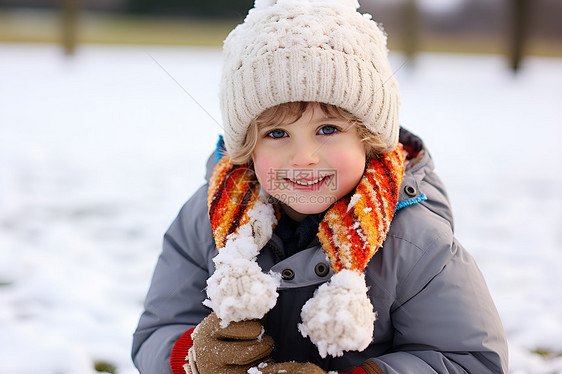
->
273, 192, 338, 218
290, 203, 332, 215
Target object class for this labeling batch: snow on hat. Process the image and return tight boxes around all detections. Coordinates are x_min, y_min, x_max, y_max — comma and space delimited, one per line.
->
220, 0, 401, 157
204, 146, 405, 358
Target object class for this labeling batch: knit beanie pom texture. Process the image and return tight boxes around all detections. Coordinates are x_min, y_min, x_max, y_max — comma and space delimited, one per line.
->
220, 0, 400, 157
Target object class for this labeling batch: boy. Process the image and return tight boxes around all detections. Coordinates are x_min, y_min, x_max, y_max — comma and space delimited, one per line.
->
132, 1, 508, 373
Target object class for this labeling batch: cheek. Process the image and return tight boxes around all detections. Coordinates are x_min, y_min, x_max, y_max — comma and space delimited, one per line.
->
325, 132, 366, 173
331, 148, 366, 187
252, 152, 279, 188
331, 147, 365, 170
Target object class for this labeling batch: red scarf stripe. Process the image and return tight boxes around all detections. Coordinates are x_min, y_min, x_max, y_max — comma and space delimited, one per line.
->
227, 172, 258, 245
350, 173, 389, 270
364, 158, 394, 222
347, 210, 374, 271
363, 148, 404, 227
358, 160, 396, 250
381, 150, 402, 202
226, 177, 260, 239
339, 202, 371, 271
319, 146, 404, 273
389, 144, 405, 191
208, 159, 234, 247
224, 169, 248, 228
208, 158, 231, 218
318, 219, 344, 272
329, 201, 360, 270
353, 182, 382, 267
377, 149, 404, 231
321, 201, 370, 271
321, 207, 343, 270
349, 188, 377, 249
355, 174, 385, 252
208, 158, 259, 248
214, 182, 241, 247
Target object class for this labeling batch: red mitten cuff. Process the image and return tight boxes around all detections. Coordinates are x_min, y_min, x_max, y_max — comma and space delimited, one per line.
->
342, 361, 384, 374
341, 367, 368, 374
170, 327, 195, 374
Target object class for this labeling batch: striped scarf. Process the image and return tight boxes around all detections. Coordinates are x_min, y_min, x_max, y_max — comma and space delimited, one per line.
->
205, 144, 405, 358
208, 144, 405, 274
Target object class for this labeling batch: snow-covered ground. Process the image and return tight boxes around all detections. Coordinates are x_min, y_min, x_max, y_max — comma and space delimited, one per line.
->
0, 44, 561, 374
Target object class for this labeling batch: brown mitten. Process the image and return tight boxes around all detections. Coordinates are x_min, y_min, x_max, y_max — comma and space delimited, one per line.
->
249, 362, 328, 374
190, 313, 274, 374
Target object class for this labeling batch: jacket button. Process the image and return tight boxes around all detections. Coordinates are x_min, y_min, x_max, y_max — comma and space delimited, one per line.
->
281, 269, 295, 280
404, 185, 417, 197
315, 263, 329, 277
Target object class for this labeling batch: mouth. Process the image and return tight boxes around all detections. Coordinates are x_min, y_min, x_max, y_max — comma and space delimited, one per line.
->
285, 175, 331, 191
288, 176, 327, 185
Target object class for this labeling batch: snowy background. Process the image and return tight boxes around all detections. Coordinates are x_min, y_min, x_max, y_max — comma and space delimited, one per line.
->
1, 43, 561, 374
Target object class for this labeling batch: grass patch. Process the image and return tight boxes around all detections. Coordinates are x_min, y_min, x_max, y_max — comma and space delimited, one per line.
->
0, 9, 239, 46
388, 32, 562, 57
79, 13, 239, 46
94, 360, 117, 374
531, 348, 562, 360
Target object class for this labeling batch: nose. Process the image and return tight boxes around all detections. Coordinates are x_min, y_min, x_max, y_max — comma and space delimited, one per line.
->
289, 138, 320, 166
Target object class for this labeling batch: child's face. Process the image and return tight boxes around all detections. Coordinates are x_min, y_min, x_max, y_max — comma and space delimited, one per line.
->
252, 103, 366, 220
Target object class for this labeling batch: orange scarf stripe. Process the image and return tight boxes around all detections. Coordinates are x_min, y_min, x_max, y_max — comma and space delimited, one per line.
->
208, 157, 260, 248
322, 204, 355, 271
209, 159, 234, 248
355, 178, 384, 252
318, 145, 405, 273
318, 220, 343, 271
339, 204, 370, 271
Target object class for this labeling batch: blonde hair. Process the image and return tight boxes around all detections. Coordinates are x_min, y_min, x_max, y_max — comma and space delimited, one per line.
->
228, 102, 389, 165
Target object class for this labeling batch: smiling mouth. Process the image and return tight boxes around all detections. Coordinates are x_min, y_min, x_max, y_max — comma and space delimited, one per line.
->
288, 175, 328, 186
285, 175, 330, 189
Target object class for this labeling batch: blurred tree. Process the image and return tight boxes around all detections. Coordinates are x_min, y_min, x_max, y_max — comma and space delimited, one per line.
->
509, 0, 530, 72
61, 0, 80, 55
402, 0, 418, 65
125, 0, 253, 18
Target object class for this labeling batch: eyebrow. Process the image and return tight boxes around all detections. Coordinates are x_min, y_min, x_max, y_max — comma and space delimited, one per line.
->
312, 116, 347, 123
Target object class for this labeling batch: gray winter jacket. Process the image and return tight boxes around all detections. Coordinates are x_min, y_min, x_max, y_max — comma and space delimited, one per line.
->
132, 128, 508, 374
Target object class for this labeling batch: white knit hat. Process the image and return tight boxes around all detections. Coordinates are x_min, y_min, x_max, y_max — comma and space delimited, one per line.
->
220, 0, 400, 157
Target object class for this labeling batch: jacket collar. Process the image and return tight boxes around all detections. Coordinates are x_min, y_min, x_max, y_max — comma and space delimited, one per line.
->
396, 127, 430, 211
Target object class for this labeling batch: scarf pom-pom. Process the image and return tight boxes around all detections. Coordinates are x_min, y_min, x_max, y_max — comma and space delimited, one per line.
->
204, 258, 280, 327
298, 270, 376, 357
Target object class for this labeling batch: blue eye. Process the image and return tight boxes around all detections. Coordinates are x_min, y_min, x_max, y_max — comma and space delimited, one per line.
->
318, 126, 339, 135
267, 129, 287, 139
